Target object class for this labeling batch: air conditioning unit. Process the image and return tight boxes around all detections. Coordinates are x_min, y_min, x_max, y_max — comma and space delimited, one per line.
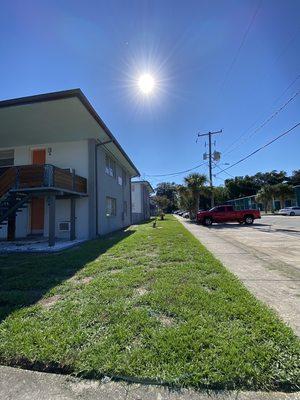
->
58, 222, 71, 232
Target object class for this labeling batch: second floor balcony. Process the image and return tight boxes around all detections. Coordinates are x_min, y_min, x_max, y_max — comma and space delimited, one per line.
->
0, 164, 87, 198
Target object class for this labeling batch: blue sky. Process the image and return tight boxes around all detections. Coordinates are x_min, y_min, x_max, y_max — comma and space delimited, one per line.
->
0, 0, 299, 188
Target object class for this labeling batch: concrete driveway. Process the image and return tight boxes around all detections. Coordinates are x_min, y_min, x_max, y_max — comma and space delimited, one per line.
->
176, 215, 300, 336
1, 365, 299, 400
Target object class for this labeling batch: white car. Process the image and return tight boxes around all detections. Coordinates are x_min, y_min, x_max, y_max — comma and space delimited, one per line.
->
278, 206, 300, 216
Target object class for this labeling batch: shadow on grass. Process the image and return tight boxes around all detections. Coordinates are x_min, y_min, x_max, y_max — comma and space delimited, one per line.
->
0, 228, 136, 323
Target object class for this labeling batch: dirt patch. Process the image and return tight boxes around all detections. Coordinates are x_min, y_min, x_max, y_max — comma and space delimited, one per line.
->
157, 314, 175, 327
81, 277, 93, 284
69, 276, 93, 285
134, 286, 149, 297
202, 286, 215, 293
39, 294, 61, 309
108, 269, 122, 274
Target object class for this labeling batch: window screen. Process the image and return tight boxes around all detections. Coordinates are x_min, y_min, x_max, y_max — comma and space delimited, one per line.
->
105, 155, 116, 177
106, 197, 116, 216
0, 150, 14, 167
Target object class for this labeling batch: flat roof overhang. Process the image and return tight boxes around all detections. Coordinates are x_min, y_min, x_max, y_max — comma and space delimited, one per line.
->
132, 180, 155, 193
0, 89, 140, 177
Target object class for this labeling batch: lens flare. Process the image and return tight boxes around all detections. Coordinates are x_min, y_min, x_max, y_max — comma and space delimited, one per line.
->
138, 73, 155, 94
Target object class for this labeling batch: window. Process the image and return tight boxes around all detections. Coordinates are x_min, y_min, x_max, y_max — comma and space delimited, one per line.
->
106, 197, 116, 216
105, 155, 116, 177
123, 201, 128, 216
0, 150, 14, 167
215, 206, 225, 212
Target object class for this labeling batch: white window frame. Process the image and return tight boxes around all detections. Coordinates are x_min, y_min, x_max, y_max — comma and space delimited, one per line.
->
106, 196, 117, 217
105, 154, 116, 178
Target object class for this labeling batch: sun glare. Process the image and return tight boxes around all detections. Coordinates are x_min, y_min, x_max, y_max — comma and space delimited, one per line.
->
138, 73, 155, 94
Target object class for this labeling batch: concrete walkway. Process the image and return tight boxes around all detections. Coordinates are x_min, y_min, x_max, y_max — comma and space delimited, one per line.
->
0, 365, 299, 400
176, 216, 300, 336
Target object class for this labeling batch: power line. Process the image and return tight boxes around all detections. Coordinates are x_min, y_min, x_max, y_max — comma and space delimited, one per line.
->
219, 0, 262, 92
272, 74, 300, 105
216, 122, 300, 176
145, 161, 208, 178
222, 90, 300, 156
212, 162, 234, 178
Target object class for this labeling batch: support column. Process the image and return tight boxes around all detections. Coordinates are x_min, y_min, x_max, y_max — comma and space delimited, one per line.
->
7, 213, 16, 241
70, 197, 76, 241
48, 195, 56, 247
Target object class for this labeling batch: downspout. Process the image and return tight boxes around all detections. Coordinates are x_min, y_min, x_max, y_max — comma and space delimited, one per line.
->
95, 144, 99, 236
129, 179, 132, 225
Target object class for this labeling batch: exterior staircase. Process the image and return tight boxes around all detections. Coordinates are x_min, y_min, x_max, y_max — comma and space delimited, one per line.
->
0, 167, 31, 234
0, 191, 31, 230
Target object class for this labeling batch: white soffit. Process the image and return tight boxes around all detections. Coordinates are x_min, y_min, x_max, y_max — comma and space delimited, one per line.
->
0, 92, 139, 177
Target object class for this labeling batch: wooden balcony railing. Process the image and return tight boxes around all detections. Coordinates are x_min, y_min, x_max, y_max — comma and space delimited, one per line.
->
0, 164, 87, 197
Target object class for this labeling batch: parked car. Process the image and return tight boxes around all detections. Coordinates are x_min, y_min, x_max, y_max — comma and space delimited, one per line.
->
182, 212, 190, 218
278, 206, 300, 216
196, 205, 261, 226
178, 210, 185, 216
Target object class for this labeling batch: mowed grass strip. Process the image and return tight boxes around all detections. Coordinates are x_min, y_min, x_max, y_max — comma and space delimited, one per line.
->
0, 216, 299, 390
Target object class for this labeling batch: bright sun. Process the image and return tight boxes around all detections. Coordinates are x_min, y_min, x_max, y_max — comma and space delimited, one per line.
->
138, 73, 155, 94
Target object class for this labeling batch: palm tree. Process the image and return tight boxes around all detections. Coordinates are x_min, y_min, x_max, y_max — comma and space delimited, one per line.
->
256, 185, 274, 213
273, 183, 295, 209
177, 185, 193, 216
183, 173, 207, 218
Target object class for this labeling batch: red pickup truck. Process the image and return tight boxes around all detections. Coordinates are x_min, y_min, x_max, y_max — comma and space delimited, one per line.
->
197, 205, 261, 226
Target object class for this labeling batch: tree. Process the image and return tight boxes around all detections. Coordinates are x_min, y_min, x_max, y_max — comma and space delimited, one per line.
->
177, 185, 194, 216
183, 173, 207, 218
273, 183, 295, 209
224, 170, 288, 200
155, 182, 178, 212
288, 170, 300, 186
253, 170, 287, 186
152, 195, 170, 220
213, 186, 230, 205
256, 185, 275, 213
224, 175, 259, 199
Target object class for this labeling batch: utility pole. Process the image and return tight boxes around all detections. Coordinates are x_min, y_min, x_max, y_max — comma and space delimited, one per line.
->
197, 129, 222, 208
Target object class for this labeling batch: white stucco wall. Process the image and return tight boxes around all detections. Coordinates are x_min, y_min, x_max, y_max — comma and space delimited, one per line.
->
96, 146, 132, 236
131, 183, 142, 213
0, 140, 89, 240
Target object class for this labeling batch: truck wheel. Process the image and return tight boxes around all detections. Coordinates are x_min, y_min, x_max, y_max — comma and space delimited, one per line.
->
244, 215, 254, 225
203, 217, 213, 226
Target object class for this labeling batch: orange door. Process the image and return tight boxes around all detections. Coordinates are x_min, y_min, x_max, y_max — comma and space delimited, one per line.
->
32, 149, 46, 165
31, 149, 46, 234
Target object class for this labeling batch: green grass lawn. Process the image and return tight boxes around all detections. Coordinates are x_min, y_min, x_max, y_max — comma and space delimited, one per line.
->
0, 216, 299, 390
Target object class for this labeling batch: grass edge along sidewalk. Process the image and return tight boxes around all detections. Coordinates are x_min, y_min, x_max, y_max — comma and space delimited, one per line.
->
0, 216, 299, 391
